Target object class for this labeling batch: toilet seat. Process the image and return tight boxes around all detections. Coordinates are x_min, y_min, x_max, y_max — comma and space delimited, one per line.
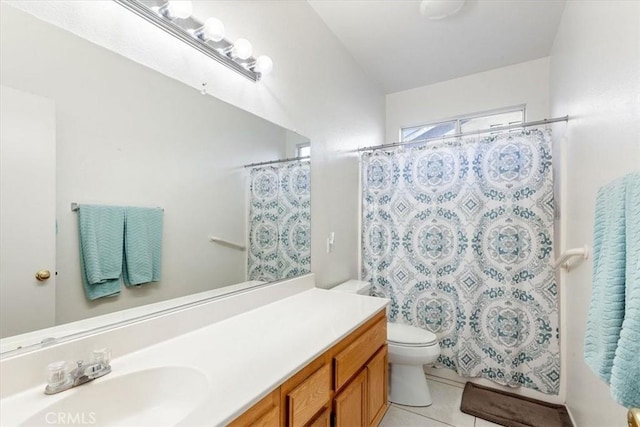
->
387, 322, 438, 347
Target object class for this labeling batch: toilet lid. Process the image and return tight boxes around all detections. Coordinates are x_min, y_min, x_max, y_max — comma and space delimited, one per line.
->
387, 323, 438, 346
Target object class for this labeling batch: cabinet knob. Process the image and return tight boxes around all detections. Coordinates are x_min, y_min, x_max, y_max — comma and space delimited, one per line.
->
35, 270, 51, 281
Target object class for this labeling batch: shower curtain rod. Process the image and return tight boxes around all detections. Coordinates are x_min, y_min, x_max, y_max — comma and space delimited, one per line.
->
243, 155, 310, 168
357, 115, 569, 152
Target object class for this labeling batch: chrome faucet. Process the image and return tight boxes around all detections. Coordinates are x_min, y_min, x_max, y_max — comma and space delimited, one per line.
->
44, 348, 112, 395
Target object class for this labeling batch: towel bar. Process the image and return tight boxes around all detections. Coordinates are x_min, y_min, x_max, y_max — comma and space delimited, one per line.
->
71, 202, 163, 212
209, 236, 246, 251
553, 245, 589, 271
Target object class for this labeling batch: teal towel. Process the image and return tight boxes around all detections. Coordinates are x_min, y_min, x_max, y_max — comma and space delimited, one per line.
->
585, 173, 640, 408
78, 205, 125, 300
610, 173, 640, 407
123, 207, 163, 286
585, 177, 626, 381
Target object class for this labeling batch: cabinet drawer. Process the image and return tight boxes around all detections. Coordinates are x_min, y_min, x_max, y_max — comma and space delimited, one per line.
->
334, 318, 386, 391
287, 363, 331, 427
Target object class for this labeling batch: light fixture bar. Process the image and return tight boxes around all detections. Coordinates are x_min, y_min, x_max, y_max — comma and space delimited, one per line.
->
113, 0, 259, 82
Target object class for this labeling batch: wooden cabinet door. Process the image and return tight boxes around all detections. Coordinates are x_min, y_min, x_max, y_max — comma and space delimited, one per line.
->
307, 407, 330, 427
287, 363, 331, 427
334, 369, 367, 427
367, 345, 388, 427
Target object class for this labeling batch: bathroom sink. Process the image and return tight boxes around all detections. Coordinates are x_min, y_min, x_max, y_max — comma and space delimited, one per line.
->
21, 366, 209, 426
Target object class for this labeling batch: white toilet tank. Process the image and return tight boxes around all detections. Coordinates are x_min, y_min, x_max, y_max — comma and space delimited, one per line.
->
331, 280, 371, 295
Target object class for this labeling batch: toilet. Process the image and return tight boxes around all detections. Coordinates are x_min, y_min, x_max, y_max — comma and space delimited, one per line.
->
332, 280, 441, 407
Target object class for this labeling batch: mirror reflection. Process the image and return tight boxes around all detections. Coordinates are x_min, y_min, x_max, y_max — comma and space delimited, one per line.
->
0, 4, 311, 346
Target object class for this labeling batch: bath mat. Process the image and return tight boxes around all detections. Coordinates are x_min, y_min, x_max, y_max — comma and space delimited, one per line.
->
460, 382, 573, 427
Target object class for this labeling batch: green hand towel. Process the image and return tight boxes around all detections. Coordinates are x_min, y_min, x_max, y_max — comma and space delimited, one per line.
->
78, 205, 125, 300
123, 207, 163, 286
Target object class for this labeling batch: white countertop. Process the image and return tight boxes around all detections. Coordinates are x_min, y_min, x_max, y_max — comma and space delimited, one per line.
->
0, 288, 388, 426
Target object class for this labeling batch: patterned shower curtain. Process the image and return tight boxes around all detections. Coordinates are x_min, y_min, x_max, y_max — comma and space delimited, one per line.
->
361, 129, 559, 394
248, 161, 311, 281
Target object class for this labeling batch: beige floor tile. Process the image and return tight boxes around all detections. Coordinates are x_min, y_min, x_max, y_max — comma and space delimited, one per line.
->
380, 405, 452, 427
424, 372, 466, 389
394, 379, 476, 427
474, 417, 504, 427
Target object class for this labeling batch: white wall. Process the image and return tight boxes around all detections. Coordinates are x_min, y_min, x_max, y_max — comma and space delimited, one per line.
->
1, 4, 290, 324
550, 1, 640, 426
386, 57, 550, 143
5, 0, 386, 292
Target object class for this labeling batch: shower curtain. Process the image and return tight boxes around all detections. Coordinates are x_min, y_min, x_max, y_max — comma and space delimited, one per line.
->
361, 129, 559, 394
247, 161, 311, 281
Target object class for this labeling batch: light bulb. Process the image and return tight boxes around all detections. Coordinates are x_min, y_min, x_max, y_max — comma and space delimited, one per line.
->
254, 56, 273, 76
202, 17, 225, 42
232, 38, 253, 60
167, 0, 192, 19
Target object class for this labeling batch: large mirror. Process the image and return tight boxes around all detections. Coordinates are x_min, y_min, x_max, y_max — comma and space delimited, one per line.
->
0, 3, 311, 352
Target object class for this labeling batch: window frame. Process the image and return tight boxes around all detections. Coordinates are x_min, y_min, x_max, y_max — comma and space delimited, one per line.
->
399, 105, 526, 143
296, 142, 311, 158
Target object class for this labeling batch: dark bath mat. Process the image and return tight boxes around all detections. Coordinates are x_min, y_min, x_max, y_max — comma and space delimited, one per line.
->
460, 382, 573, 427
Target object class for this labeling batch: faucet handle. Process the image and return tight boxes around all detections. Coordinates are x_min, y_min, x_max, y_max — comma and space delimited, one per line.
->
46, 361, 71, 391
92, 348, 111, 366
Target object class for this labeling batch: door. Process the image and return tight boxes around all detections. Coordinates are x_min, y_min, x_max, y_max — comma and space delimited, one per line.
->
334, 369, 367, 427
367, 346, 388, 426
0, 85, 56, 338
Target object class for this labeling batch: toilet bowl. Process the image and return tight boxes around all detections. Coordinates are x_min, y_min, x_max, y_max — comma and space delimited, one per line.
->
387, 322, 439, 406
331, 280, 441, 407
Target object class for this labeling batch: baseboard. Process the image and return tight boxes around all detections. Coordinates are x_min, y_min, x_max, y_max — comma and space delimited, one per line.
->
565, 404, 578, 427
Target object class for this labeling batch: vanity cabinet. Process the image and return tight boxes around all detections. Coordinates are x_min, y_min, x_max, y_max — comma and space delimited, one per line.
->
229, 388, 281, 427
307, 408, 331, 427
285, 362, 331, 427
334, 369, 367, 426
333, 345, 388, 427
366, 346, 389, 426
228, 309, 388, 427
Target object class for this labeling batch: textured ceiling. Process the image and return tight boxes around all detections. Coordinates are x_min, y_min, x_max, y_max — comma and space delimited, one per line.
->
308, 0, 566, 93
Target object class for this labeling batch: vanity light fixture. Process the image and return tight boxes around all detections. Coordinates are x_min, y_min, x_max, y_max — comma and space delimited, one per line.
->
158, 0, 192, 20
113, 0, 273, 82
194, 17, 225, 42
232, 38, 253, 60
254, 56, 274, 75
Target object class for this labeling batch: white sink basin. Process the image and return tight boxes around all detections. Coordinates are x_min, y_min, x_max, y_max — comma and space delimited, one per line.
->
21, 366, 209, 426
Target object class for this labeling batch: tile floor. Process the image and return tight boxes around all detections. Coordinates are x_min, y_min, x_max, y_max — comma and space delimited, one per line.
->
380, 376, 502, 427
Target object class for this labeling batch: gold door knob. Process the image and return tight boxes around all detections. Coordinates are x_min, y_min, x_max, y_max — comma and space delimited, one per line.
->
35, 270, 51, 281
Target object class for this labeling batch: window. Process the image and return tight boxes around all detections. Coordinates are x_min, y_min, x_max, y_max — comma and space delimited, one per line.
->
296, 142, 311, 158
400, 107, 525, 143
